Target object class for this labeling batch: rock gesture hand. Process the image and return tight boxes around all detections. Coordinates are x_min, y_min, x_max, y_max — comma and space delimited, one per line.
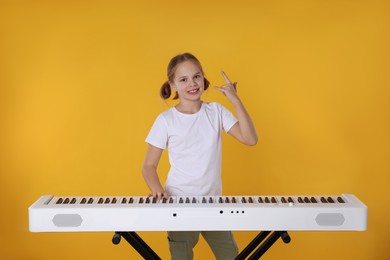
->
214, 71, 240, 103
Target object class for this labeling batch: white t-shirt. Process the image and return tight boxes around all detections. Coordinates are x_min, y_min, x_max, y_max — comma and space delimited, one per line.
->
145, 102, 238, 196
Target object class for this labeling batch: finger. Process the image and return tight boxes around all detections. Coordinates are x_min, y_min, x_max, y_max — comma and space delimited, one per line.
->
214, 86, 225, 92
214, 86, 226, 95
150, 192, 160, 199
158, 192, 164, 200
221, 71, 232, 84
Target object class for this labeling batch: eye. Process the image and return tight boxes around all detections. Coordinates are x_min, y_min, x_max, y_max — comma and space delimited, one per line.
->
180, 78, 187, 82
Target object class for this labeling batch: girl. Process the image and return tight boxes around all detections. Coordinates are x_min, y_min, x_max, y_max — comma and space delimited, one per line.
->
142, 53, 258, 260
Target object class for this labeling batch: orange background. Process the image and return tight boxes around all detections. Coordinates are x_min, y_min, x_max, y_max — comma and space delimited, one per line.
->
1, 0, 389, 259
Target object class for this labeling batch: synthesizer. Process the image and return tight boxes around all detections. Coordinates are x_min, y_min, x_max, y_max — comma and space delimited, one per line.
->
29, 194, 367, 232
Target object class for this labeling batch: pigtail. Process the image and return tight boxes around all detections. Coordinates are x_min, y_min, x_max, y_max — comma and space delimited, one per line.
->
204, 77, 210, 90
160, 81, 179, 100
160, 81, 171, 99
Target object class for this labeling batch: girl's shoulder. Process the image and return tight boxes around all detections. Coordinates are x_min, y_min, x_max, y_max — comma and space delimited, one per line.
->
158, 107, 175, 119
203, 101, 229, 112
203, 101, 222, 109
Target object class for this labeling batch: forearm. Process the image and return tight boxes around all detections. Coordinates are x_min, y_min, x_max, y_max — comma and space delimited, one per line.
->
214, 71, 258, 145
231, 97, 258, 145
142, 145, 168, 199
142, 165, 165, 193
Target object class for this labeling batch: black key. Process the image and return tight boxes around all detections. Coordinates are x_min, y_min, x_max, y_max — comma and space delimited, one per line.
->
105, 198, 110, 204
209, 197, 213, 203
281, 197, 287, 203
192, 197, 196, 203
337, 197, 345, 203
327, 197, 335, 203
225, 197, 230, 203
185, 197, 190, 203
310, 197, 317, 203
232, 197, 237, 203
249, 197, 254, 203
70, 198, 76, 204
271, 197, 277, 203
56, 198, 63, 204
98, 198, 104, 204
258, 197, 264, 203
152, 197, 157, 203
320, 197, 327, 203
304, 197, 310, 203
202, 197, 207, 203
139, 198, 144, 204
88, 198, 94, 204
63, 198, 70, 204
121, 198, 127, 204
129, 197, 134, 204
242, 197, 247, 203
179, 198, 184, 203
219, 197, 223, 203
81, 198, 87, 204
288, 197, 294, 203
298, 197, 304, 203
264, 197, 270, 203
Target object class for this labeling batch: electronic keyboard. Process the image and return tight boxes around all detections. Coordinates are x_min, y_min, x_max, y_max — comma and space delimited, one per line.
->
28, 194, 367, 232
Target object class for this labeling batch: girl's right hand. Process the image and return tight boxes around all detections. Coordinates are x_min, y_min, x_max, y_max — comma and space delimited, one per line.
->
149, 191, 169, 200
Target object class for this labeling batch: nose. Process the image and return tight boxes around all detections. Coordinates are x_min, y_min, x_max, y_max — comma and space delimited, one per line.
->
189, 78, 197, 86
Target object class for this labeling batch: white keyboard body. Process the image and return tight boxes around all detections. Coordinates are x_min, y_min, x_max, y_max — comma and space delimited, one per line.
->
29, 194, 367, 232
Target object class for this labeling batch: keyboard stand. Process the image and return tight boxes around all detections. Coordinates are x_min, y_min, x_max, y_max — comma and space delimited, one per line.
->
112, 231, 161, 260
236, 231, 291, 259
112, 230, 290, 259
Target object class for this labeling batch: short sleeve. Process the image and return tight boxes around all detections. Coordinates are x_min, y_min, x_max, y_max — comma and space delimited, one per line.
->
220, 104, 238, 132
145, 114, 168, 149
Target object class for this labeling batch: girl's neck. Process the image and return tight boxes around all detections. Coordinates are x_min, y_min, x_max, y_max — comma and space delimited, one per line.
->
175, 100, 203, 114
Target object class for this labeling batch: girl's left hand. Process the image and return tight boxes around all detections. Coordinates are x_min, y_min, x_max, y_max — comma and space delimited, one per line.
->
214, 71, 240, 103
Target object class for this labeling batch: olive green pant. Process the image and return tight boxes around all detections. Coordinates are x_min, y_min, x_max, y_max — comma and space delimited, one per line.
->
167, 231, 239, 260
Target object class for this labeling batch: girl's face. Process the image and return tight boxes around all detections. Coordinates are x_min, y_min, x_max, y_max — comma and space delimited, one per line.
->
170, 60, 205, 102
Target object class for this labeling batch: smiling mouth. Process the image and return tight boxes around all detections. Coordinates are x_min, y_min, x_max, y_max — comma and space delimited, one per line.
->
188, 88, 200, 94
